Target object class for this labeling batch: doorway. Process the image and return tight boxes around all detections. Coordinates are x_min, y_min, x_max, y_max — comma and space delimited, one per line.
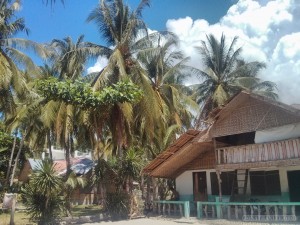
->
287, 170, 300, 214
193, 172, 207, 201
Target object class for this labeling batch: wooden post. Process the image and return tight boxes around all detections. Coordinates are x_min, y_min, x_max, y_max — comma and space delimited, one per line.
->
216, 170, 222, 202
10, 194, 16, 225
213, 138, 218, 164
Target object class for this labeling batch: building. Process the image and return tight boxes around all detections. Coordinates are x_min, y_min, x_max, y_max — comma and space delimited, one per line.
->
18, 157, 101, 205
143, 91, 300, 219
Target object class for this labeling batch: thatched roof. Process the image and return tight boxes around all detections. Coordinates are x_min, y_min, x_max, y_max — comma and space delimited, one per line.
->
143, 129, 216, 178
143, 91, 300, 178
210, 91, 300, 137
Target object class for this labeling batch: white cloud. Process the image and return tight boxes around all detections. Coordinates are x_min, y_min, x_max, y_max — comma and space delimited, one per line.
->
87, 0, 300, 104
164, 0, 300, 104
87, 56, 108, 74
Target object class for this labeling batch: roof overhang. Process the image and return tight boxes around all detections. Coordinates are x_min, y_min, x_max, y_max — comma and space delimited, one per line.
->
143, 129, 214, 178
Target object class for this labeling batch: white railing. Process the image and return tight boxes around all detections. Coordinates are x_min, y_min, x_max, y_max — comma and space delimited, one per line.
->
217, 138, 300, 164
197, 201, 300, 221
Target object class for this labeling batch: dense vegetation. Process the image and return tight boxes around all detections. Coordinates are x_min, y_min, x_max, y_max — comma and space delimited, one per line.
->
0, 0, 278, 223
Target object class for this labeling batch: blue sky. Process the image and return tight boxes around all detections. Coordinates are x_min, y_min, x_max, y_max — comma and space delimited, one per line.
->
16, 0, 300, 104
18, 0, 235, 45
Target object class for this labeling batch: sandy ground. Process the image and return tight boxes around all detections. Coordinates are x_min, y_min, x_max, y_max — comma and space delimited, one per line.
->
81, 217, 300, 225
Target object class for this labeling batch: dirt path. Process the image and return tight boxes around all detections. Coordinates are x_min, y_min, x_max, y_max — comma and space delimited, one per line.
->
81, 217, 299, 225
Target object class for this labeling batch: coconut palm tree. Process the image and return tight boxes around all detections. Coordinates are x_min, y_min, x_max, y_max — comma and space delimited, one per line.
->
86, 0, 149, 86
194, 33, 277, 124
5, 100, 39, 187
86, 0, 153, 157
45, 35, 103, 175
87, 0, 194, 158
136, 33, 198, 132
0, 0, 49, 117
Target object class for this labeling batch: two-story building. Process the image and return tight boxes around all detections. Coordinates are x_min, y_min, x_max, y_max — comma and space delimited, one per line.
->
143, 91, 300, 220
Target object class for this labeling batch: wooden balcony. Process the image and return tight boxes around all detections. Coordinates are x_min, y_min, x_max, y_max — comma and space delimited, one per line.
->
216, 138, 300, 169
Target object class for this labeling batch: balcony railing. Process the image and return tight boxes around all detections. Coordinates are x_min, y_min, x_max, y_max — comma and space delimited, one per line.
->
153, 200, 190, 218
216, 138, 300, 165
197, 201, 300, 222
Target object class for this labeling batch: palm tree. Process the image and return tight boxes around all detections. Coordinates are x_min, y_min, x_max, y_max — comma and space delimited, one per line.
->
46, 35, 103, 175
194, 33, 277, 124
0, 0, 49, 117
5, 100, 38, 187
86, 0, 152, 157
86, 0, 149, 86
87, 0, 194, 158
136, 33, 197, 132
0, 0, 28, 115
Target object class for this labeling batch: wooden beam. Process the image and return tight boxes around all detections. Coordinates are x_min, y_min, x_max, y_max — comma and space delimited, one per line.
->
216, 170, 222, 202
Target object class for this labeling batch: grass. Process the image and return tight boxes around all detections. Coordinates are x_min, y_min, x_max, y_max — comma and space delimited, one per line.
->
71, 204, 104, 217
0, 210, 35, 225
0, 205, 103, 225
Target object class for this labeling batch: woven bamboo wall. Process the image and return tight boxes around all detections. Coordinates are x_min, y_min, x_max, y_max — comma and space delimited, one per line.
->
182, 149, 215, 170
212, 96, 300, 137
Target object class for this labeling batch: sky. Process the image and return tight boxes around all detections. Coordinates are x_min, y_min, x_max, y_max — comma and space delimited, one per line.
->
17, 0, 300, 105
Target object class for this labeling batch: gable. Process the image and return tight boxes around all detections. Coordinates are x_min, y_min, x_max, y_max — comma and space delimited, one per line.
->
143, 129, 213, 178
211, 92, 300, 137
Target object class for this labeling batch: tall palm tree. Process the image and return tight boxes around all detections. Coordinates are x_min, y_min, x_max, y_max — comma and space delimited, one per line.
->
0, 0, 49, 117
87, 0, 149, 86
5, 100, 38, 187
136, 33, 198, 132
87, 0, 194, 158
46, 35, 102, 175
87, 0, 152, 157
194, 33, 277, 124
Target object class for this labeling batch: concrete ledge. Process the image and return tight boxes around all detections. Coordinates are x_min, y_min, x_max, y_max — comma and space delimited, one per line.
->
60, 213, 108, 224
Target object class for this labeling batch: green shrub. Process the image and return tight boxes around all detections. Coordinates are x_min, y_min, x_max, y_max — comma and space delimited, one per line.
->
21, 160, 65, 225
105, 192, 130, 220
22, 183, 65, 225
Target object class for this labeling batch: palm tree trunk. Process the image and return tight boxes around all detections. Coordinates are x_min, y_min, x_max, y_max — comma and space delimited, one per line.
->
64, 134, 72, 215
5, 132, 17, 187
47, 130, 53, 162
152, 177, 158, 200
10, 129, 27, 187
65, 134, 71, 177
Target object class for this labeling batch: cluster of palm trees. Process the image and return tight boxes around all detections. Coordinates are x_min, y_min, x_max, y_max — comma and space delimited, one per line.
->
1, 0, 278, 197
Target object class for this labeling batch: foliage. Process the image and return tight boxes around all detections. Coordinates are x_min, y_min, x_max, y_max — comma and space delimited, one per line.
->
0, 125, 29, 189
105, 191, 130, 220
119, 147, 145, 183
36, 78, 143, 108
92, 158, 114, 185
0, 130, 13, 149
21, 160, 65, 225
194, 33, 277, 123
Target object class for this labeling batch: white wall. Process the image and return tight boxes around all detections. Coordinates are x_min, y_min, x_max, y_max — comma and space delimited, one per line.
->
255, 122, 300, 143
175, 169, 215, 196
175, 166, 300, 197
176, 171, 193, 196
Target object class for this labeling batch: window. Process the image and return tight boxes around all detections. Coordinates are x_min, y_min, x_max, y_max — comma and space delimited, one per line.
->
215, 132, 255, 146
210, 171, 237, 195
250, 170, 281, 195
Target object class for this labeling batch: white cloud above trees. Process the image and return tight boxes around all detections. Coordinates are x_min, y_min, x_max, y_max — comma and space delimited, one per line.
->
166, 0, 300, 104
88, 0, 300, 104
